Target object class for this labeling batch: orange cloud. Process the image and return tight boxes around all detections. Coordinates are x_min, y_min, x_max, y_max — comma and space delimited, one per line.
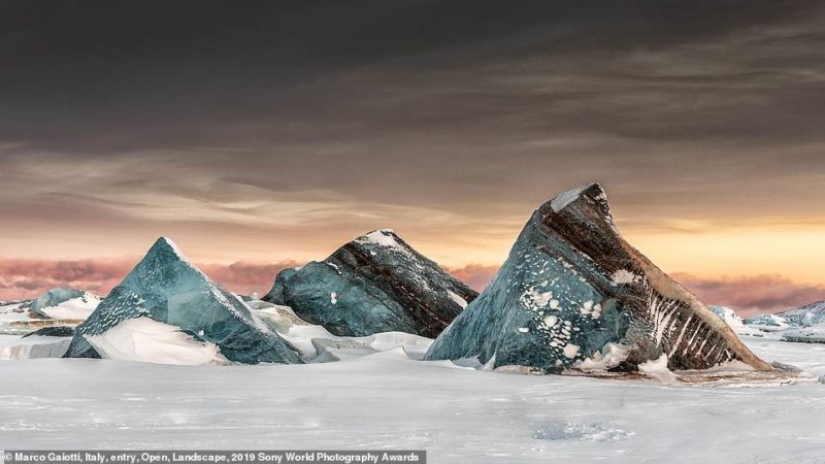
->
672, 273, 825, 316
0, 259, 297, 301
3, 258, 820, 318
446, 264, 499, 292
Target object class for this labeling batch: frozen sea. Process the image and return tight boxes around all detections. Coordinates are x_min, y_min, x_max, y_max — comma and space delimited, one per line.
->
1, 334, 824, 463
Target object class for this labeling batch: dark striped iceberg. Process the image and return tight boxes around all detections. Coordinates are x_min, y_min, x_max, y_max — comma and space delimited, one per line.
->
264, 229, 477, 338
426, 183, 777, 378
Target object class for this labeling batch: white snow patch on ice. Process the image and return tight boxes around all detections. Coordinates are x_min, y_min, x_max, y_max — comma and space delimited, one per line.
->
563, 344, 580, 359
519, 287, 554, 312
611, 269, 640, 286
447, 291, 468, 309
358, 229, 410, 255
248, 304, 432, 362
550, 185, 588, 212
85, 317, 228, 366
638, 354, 679, 383
33, 293, 101, 320
575, 343, 630, 372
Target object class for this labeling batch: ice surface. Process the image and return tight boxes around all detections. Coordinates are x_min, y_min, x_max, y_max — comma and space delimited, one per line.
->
0, 335, 71, 360
0, 336, 824, 463
65, 237, 302, 364
781, 324, 825, 344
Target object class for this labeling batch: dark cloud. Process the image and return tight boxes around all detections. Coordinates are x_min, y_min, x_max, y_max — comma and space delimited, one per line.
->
1, 0, 823, 154
672, 273, 825, 316
1, 1, 825, 296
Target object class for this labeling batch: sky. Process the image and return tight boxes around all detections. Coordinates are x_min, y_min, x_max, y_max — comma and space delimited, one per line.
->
1, 1, 824, 314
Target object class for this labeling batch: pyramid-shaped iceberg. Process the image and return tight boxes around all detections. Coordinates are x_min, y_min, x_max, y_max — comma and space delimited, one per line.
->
425, 183, 773, 375
264, 229, 477, 337
64, 237, 302, 364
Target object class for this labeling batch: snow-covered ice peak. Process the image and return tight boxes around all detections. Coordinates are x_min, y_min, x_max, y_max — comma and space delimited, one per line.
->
358, 229, 406, 250
263, 227, 478, 338
65, 237, 303, 365
550, 182, 604, 213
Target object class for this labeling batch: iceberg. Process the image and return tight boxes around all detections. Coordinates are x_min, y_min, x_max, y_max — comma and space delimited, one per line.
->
64, 237, 302, 364
264, 229, 477, 337
425, 183, 776, 377
709, 306, 764, 337
776, 300, 825, 327
743, 313, 791, 332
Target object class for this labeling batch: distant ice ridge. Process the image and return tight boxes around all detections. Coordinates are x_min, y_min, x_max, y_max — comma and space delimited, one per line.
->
742, 300, 825, 343
29, 288, 102, 320
709, 306, 764, 337
743, 313, 791, 332
263, 228, 477, 338
777, 300, 825, 327
64, 237, 302, 365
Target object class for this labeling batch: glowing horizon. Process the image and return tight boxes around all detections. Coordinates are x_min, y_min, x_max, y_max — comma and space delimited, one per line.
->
2, 2, 824, 314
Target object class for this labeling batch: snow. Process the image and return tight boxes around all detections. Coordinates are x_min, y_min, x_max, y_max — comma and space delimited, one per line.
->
637, 354, 679, 383
1, 335, 824, 462
85, 317, 229, 366
0, 335, 71, 360
709, 306, 764, 337
248, 302, 433, 362
447, 291, 468, 309
0, 301, 33, 325
610, 269, 640, 286
778, 300, 825, 327
358, 229, 409, 254
744, 313, 791, 332
575, 342, 630, 372
1, 300, 86, 336
782, 324, 825, 344
549, 184, 591, 212
562, 343, 580, 359
32, 293, 101, 320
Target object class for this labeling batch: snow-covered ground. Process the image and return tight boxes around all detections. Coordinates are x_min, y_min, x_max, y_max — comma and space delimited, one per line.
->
1, 334, 824, 463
